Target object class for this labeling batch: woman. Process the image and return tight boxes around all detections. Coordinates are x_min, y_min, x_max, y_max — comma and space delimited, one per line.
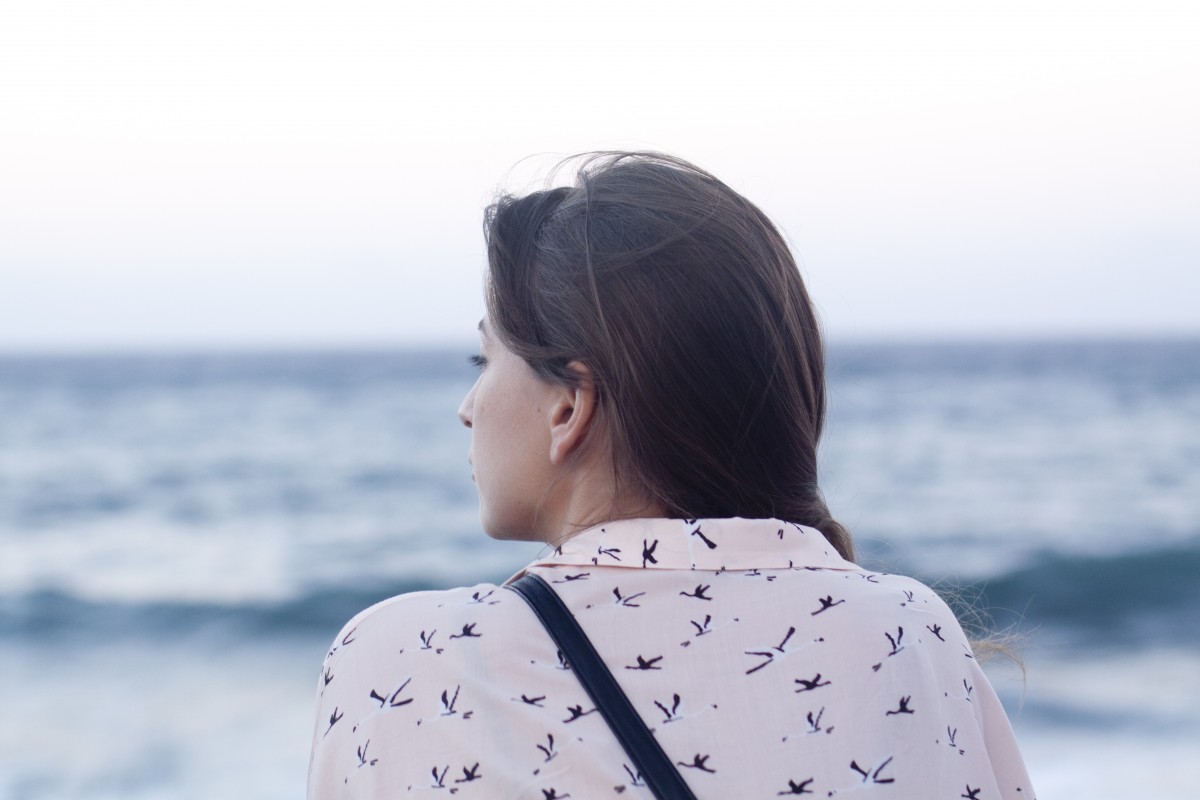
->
307, 153, 1033, 799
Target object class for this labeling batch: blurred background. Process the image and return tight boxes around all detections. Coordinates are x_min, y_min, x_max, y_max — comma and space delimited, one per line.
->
2, 2, 1198, 798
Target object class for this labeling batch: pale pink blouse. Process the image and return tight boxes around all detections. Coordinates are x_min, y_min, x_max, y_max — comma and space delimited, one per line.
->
308, 517, 1034, 799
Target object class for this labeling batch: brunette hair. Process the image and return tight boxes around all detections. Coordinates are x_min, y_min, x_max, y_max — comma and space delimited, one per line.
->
484, 152, 854, 561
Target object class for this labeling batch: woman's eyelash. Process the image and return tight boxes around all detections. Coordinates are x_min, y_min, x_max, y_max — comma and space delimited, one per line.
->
468, 354, 487, 369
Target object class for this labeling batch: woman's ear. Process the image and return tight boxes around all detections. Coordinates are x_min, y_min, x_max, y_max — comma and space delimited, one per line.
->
548, 362, 598, 466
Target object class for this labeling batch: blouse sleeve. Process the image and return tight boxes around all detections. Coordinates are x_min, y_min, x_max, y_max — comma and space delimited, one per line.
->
308, 612, 371, 800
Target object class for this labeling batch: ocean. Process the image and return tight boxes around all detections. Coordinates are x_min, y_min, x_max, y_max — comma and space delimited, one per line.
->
1, 340, 1197, 799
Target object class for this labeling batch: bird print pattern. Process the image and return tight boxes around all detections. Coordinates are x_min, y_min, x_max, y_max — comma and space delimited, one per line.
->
308, 517, 1034, 799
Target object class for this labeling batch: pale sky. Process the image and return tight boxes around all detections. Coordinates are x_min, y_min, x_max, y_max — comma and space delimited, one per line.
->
1, 0, 1197, 351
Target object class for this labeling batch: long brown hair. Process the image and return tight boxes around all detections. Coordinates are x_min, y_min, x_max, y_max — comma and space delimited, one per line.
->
484, 152, 854, 561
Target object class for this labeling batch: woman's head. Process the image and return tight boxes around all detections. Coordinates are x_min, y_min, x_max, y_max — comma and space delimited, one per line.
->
472, 152, 852, 561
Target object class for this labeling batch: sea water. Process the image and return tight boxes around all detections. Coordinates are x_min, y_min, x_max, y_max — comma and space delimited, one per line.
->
1, 341, 1197, 799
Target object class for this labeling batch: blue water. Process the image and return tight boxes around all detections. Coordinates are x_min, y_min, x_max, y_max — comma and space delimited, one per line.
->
2, 341, 1198, 799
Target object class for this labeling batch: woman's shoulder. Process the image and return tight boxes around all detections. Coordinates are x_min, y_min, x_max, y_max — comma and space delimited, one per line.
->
857, 567, 967, 622
767, 563, 974, 654
323, 581, 522, 660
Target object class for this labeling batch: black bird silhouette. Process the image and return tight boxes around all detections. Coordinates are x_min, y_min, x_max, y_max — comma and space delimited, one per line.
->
885, 696, 914, 716
745, 626, 797, 674
563, 704, 597, 722
541, 789, 571, 800
356, 740, 378, 767
370, 677, 413, 708
690, 527, 718, 549
885, 627, 905, 656
430, 765, 448, 787
595, 545, 621, 563
812, 595, 845, 615
690, 615, 713, 636
449, 623, 481, 639
961, 786, 981, 799
654, 693, 683, 722
794, 673, 831, 692
680, 584, 713, 601
519, 694, 546, 706
676, 754, 716, 773
778, 778, 814, 795
626, 654, 664, 670
455, 763, 482, 783
324, 707, 343, 737
323, 668, 333, 686
537, 733, 558, 762
850, 756, 894, 784
440, 686, 460, 715
554, 572, 590, 583
612, 587, 646, 607
642, 538, 659, 566
927, 623, 945, 641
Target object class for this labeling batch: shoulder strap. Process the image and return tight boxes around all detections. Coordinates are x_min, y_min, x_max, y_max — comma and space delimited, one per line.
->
507, 573, 699, 800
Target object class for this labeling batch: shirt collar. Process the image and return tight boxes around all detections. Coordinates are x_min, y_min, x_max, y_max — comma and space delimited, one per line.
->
521, 517, 855, 574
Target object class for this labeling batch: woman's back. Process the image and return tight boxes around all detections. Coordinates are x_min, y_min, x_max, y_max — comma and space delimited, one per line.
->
309, 518, 1031, 798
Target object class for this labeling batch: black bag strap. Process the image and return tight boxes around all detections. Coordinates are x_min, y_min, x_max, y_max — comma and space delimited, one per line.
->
507, 573, 699, 800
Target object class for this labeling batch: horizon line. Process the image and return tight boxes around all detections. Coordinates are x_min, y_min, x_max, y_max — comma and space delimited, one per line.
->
2, 329, 1199, 359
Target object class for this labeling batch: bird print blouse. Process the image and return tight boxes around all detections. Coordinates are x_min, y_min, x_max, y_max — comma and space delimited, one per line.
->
308, 517, 1034, 799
